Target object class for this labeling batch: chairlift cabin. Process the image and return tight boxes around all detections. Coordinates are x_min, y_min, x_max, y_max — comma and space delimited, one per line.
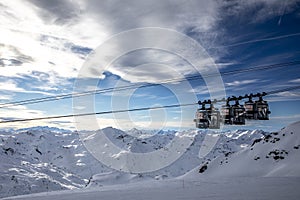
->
255, 96, 271, 120
231, 99, 246, 125
194, 103, 209, 129
244, 94, 256, 119
195, 91, 271, 129
221, 99, 233, 124
194, 102, 220, 129
209, 104, 221, 129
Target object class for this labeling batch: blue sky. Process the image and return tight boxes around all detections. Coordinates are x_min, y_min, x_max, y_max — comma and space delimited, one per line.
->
0, 0, 300, 131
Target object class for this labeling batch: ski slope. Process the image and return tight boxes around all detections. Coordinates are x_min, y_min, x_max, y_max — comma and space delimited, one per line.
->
2, 177, 300, 200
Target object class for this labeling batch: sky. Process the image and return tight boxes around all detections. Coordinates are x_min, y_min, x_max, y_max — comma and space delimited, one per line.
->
0, 0, 300, 131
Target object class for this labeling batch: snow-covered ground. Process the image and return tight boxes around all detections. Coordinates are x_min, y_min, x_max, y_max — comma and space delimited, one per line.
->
184, 120, 300, 178
1, 121, 300, 199
3, 177, 300, 200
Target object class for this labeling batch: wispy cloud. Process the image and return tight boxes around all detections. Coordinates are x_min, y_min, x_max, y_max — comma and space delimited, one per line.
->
0, 94, 13, 101
212, 32, 300, 49
289, 78, 300, 83
225, 79, 258, 87
218, 0, 299, 24
267, 91, 300, 102
0, 80, 24, 92
0, 0, 299, 130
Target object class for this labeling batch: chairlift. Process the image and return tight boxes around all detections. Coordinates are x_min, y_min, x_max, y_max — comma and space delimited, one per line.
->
231, 99, 246, 125
244, 94, 256, 119
221, 98, 233, 125
208, 103, 221, 129
255, 94, 271, 120
194, 101, 220, 129
195, 91, 271, 129
194, 102, 209, 129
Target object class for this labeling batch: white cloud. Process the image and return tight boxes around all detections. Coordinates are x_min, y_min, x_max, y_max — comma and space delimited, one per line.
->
0, 0, 218, 94
0, 0, 108, 84
0, 104, 75, 129
267, 91, 300, 102
0, 80, 24, 92
83, 0, 219, 33
289, 78, 300, 83
7, 0, 220, 87
225, 79, 258, 87
0, 105, 44, 128
0, 0, 299, 130
1, 0, 298, 83
0, 79, 59, 96
1, 0, 295, 85
219, 0, 299, 24
0, 94, 13, 101
189, 85, 224, 95
0, 105, 44, 119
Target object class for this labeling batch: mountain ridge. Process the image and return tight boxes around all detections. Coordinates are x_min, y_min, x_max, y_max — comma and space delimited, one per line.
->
1, 122, 299, 198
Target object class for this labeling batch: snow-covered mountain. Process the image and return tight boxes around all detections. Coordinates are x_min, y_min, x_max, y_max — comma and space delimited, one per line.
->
1, 122, 299, 199
0, 128, 110, 198
183, 121, 300, 178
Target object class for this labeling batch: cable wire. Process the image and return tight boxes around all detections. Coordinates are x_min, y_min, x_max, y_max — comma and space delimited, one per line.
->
1, 60, 300, 109
266, 85, 300, 95
0, 103, 197, 124
0, 85, 299, 124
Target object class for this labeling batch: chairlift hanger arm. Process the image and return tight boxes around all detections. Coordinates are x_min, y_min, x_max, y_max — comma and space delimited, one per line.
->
198, 91, 269, 104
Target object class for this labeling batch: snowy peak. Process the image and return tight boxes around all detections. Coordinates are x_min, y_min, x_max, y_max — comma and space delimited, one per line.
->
225, 129, 266, 140
0, 128, 110, 198
1, 123, 300, 198
16, 126, 72, 134
191, 121, 300, 177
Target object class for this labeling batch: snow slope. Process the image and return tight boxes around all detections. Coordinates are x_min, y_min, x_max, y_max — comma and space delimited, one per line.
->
183, 121, 300, 178
0, 128, 110, 198
3, 177, 300, 200
82, 128, 266, 187
1, 122, 300, 199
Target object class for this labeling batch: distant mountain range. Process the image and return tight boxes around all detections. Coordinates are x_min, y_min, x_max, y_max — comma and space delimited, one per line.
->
1, 121, 299, 198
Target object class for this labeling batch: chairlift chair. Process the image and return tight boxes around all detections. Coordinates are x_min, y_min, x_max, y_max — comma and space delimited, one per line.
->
255, 95, 271, 120
195, 91, 271, 128
221, 99, 233, 125
207, 103, 221, 129
231, 99, 246, 125
244, 94, 256, 119
194, 102, 220, 129
194, 103, 210, 129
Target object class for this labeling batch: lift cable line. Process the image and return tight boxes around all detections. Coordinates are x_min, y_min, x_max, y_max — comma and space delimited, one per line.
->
0, 102, 197, 124
266, 85, 300, 95
0, 85, 299, 124
1, 60, 300, 109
